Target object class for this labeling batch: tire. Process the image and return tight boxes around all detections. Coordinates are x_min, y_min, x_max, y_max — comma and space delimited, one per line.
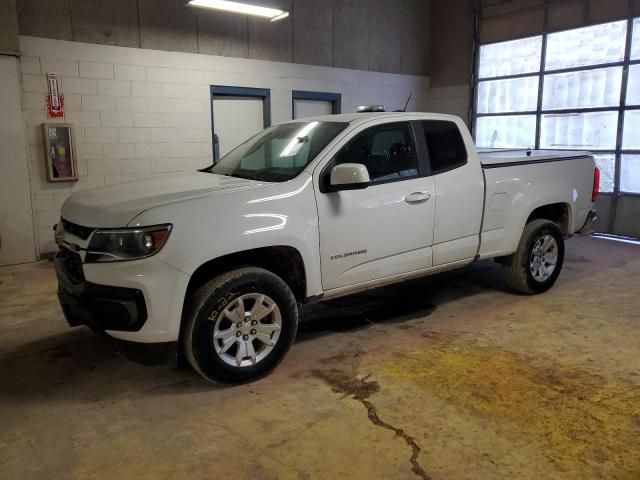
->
183, 267, 298, 384
502, 219, 565, 294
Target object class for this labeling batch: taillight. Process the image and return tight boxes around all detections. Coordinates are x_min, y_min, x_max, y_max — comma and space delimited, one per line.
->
592, 166, 600, 202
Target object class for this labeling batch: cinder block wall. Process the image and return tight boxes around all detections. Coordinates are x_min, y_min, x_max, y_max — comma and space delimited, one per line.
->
20, 36, 430, 254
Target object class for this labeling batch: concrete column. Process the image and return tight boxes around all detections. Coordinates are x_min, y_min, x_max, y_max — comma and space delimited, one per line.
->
0, 0, 19, 55
0, 55, 37, 265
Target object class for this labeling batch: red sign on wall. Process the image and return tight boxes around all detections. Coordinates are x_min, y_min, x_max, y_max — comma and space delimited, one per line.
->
46, 73, 64, 118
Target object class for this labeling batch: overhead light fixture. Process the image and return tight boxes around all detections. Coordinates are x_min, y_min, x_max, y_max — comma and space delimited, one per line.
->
187, 0, 290, 21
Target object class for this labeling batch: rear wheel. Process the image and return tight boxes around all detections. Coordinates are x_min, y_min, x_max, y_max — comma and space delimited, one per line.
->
502, 219, 565, 294
183, 267, 298, 384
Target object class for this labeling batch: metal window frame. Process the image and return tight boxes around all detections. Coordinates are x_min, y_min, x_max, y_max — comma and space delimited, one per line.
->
472, 7, 640, 210
291, 90, 342, 119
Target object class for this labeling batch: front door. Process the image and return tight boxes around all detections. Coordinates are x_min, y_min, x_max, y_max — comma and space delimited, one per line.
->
315, 121, 435, 290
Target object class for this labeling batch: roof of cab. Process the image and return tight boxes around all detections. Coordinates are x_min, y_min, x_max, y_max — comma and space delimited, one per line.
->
281, 111, 463, 126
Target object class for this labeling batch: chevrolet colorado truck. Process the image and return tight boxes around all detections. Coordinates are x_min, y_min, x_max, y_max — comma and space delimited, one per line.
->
54, 112, 599, 383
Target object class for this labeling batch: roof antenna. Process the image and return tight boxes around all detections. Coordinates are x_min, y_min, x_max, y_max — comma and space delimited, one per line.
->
394, 92, 413, 112
403, 92, 412, 111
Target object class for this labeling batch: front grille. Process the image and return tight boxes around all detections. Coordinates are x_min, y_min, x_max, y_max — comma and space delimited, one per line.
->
57, 248, 85, 283
61, 218, 94, 240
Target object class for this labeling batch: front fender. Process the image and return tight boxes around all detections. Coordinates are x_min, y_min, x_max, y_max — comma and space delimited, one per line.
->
129, 173, 323, 298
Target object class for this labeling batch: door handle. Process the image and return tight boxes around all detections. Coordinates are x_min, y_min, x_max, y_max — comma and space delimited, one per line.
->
405, 192, 430, 204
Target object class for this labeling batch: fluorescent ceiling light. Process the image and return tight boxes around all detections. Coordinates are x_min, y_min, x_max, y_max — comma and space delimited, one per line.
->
187, 0, 289, 21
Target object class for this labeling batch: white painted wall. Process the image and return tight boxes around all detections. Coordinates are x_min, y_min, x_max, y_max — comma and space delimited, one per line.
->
18, 36, 430, 255
0, 56, 36, 266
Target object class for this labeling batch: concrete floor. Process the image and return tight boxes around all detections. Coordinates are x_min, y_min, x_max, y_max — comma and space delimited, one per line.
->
1, 235, 639, 479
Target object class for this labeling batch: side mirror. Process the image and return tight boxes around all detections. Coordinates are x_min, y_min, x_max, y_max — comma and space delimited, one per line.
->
329, 163, 370, 191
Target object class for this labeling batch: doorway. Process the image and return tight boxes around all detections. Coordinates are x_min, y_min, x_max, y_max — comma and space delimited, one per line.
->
210, 86, 271, 160
292, 91, 341, 120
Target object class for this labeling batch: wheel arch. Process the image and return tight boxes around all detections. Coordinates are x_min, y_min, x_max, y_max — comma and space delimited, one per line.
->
184, 245, 308, 304
525, 202, 572, 236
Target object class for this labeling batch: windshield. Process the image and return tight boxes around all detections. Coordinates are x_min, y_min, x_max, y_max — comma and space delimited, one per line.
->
208, 121, 348, 182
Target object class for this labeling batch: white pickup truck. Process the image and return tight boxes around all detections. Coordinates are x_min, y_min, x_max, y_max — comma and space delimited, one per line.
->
54, 112, 599, 383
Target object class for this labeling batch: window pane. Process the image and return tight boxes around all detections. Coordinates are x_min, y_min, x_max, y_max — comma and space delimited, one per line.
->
622, 111, 640, 149
477, 76, 538, 113
335, 122, 418, 183
422, 121, 467, 174
479, 36, 542, 78
620, 155, 640, 193
545, 21, 627, 70
632, 18, 640, 60
593, 154, 615, 193
475, 115, 536, 149
542, 67, 622, 110
540, 111, 618, 150
626, 64, 640, 106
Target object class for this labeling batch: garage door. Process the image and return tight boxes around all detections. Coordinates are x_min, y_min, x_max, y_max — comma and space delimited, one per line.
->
473, 18, 640, 237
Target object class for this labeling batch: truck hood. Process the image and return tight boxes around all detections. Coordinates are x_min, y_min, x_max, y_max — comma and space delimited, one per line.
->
61, 172, 264, 227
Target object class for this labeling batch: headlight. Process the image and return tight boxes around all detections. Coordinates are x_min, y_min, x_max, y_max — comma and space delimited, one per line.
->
85, 224, 172, 263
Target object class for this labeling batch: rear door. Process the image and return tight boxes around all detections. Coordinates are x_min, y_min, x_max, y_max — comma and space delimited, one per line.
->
315, 120, 436, 290
420, 120, 484, 265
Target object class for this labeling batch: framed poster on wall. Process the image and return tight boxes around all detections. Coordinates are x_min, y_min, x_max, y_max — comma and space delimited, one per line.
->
42, 124, 78, 182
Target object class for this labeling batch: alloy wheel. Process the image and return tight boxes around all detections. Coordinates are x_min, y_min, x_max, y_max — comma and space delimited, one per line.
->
212, 293, 282, 367
529, 234, 558, 282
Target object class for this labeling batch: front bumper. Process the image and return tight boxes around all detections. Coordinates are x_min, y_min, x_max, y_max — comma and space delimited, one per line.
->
53, 248, 190, 343
55, 254, 148, 331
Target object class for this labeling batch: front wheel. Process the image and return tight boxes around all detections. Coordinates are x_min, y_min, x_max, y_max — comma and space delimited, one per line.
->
183, 267, 298, 384
502, 219, 565, 294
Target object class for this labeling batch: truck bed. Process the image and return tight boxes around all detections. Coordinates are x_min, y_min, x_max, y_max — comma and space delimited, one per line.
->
477, 148, 595, 261
478, 149, 591, 168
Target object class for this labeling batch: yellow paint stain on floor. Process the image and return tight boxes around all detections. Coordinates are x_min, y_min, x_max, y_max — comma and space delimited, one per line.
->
379, 334, 640, 477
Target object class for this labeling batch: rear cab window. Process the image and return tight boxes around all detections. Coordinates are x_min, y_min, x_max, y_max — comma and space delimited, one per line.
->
421, 120, 468, 174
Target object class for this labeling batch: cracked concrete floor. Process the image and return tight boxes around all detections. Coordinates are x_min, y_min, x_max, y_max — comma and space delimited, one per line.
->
1, 235, 639, 479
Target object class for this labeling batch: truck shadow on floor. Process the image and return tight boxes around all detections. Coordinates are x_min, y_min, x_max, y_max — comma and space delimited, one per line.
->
0, 329, 214, 399
0, 261, 508, 399
297, 260, 508, 342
